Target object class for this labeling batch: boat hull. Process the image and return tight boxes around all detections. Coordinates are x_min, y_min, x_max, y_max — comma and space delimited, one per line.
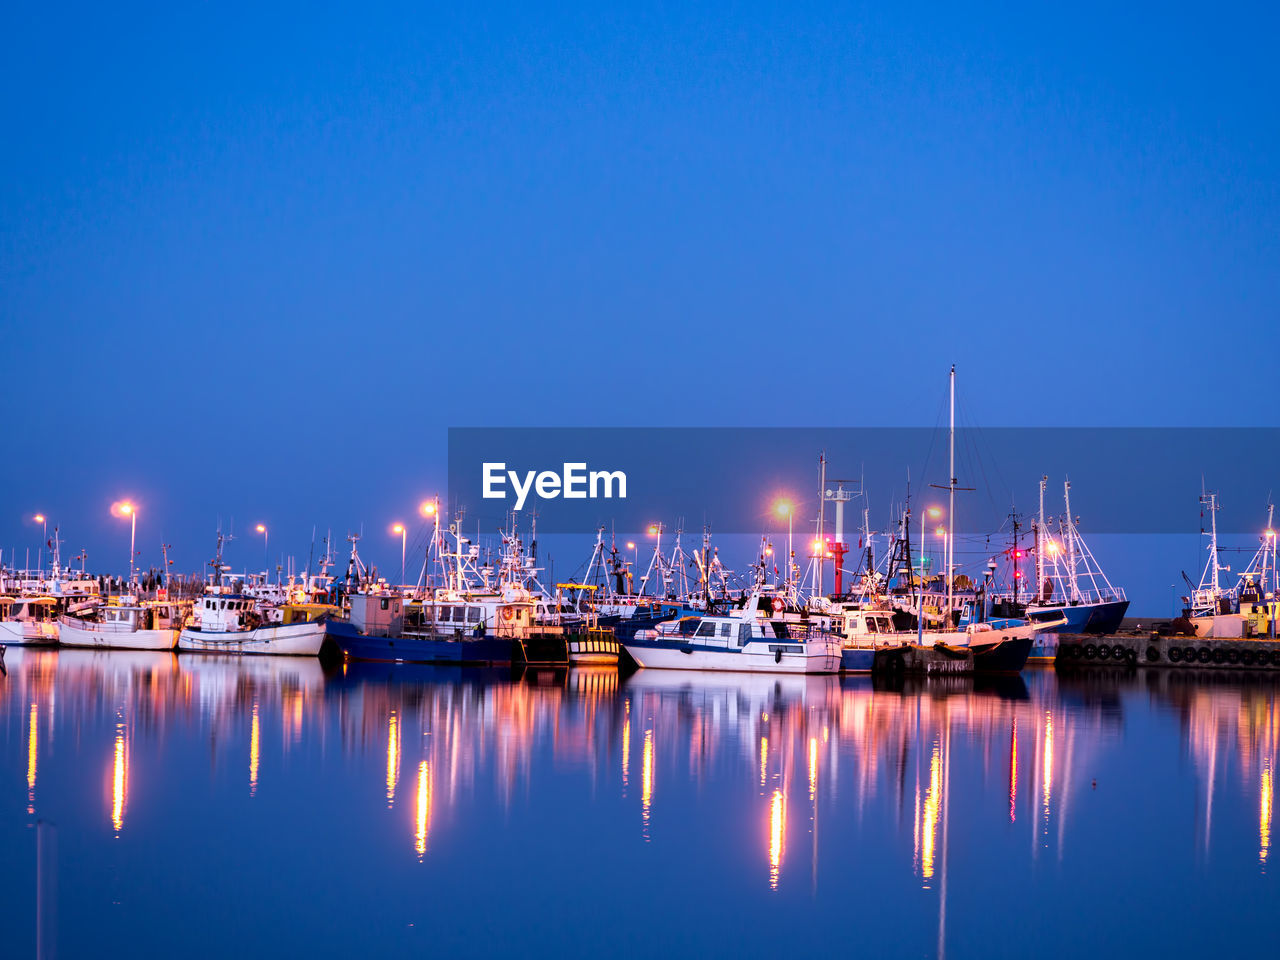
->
59, 619, 178, 651
969, 633, 1034, 673
840, 647, 879, 672
623, 637, 841, 674
177, 620, 332, 656
0, 620, 59, 645
1083, 599, 1130, 634
566, 632, 620, 665
329, 621, 515, 664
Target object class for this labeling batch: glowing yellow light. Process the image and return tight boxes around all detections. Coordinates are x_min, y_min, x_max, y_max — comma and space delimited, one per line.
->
112, 726, 127, 834
249, 703, 260, 796
419, 500, 437, 517
26, 704, 37, 813
765, 547, 773, 556
1268, 530, 1277, 540
414, 760, 431, 858
1262, 760, 1273, 865
647, 524, 659, 536
621, 709, 631, 791
1009, 720, 1018, 824
626, 541, 635, 550
760, 736, 769, 786
641, 729, 654, 839
921, 742, 942, 882
111, 501, 136, 518
33, 514, 44, 524
392, 523, 404, 535
386, 713, 401, 806
773, 499, 792, 519
1042, 712, 1054, 822
927, 507, 943, 519
812, 539, 823, 551
769, 789, 786, 890
808, 737, 818, 802
255, 523, 266, 534
935, 527, 946, 536
1047, 542, 1060, 555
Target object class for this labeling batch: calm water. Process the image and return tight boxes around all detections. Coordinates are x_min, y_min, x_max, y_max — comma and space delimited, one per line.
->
2, 649, 1277, 958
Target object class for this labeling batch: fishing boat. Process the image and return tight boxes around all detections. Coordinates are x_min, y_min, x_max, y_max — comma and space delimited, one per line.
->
329, 528, 618, 665
1182, 497, 1278, 639
59, 599, 192, 651
176, 534, 339, 656
1022, 478, 1129, 656
0, 596, 62, 646
620, 590, 842, 674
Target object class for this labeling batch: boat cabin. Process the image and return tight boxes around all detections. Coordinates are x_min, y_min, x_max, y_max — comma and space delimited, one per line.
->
280, 603, 340, 625
195, 594, 258, 632
655, 614, 804, 645
97, 602, 189, 632
9, 597, 61, 622
350, 594, 404, 637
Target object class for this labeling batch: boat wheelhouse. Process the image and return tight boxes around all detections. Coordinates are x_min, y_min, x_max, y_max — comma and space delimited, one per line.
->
0, 596, 63, 645
59, 600, 191, 651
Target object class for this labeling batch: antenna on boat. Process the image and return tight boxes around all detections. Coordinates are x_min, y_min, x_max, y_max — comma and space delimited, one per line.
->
928, 366, 973, 627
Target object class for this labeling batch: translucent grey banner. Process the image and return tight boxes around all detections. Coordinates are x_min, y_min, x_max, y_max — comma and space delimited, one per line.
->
447, 427, 1280, 535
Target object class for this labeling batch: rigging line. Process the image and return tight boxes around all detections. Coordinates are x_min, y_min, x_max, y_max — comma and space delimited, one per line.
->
955, 391, 1004, 517
917, 383, 949, 497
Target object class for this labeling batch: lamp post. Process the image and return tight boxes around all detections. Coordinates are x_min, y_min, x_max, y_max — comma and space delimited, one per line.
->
626, 542, 637, 594
255, 524, 269, 583
773, 500, 793, 594
117, 502, 137, 590
393, 524, 406, 587
419, 500, 438, 590
34, 514, 45, 576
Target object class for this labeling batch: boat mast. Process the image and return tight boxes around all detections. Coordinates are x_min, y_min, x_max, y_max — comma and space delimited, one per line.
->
1036, 476, 1047, 603
814, 452, 826, 598
1200, 490, 1221, 597
946, 365, 955, 623
1064, 480, 1079, 601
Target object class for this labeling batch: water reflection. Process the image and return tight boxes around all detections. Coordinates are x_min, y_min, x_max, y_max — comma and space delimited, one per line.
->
4, 648, 1280, 957
414, 760, 431, 858
111, 723, 127, 834
249, 703, 260, 797
27, 702, 37, 814
386, 712, 400, 807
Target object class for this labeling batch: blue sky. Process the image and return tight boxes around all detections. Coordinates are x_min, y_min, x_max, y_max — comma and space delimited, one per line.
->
2, 1, 1276, 608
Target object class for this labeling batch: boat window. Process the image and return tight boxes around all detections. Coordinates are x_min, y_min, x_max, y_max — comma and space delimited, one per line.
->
719, 622, 732, 638
453, 606, 465, 622
738, 623, 751, 646
380, 598, 389, 611
771, 622, 791, 640
866, 618, 879, 634
438, 606, 450, 622
695, 620, 716, 637
467, 607, 480, 622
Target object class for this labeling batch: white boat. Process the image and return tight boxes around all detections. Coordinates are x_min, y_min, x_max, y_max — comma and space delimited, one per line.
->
178, 593, 335, 656
0, 597, 62, 645
622, 591, 841, 674
177, 533, 338, 656
59, 600, 190, 651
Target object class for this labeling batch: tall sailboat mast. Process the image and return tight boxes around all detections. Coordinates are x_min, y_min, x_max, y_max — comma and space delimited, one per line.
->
947, 365, 956, 621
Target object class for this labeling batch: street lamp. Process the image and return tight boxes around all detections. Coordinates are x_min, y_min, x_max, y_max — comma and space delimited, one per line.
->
419, 499, 437, 518
393, 524, 406, 586
34, 514, 46, 575
255, 524, 269, 582
115, 502, 137, 590
773, 499, 794, 590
